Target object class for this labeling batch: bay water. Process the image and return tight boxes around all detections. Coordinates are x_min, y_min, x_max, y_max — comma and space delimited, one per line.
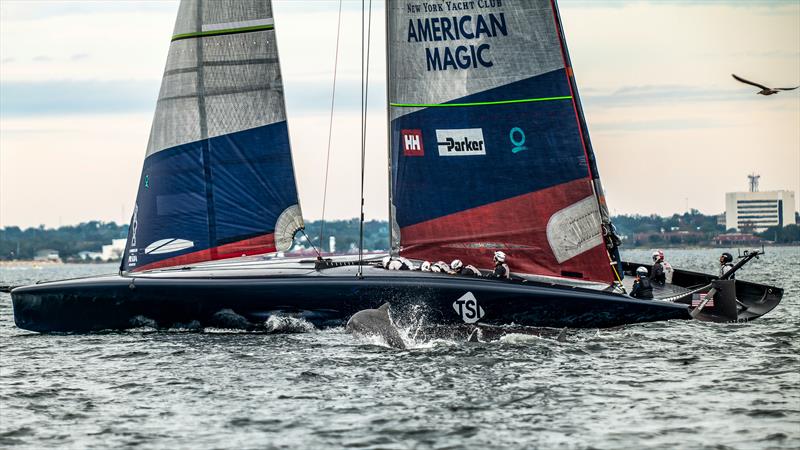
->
1, 247, 798, 449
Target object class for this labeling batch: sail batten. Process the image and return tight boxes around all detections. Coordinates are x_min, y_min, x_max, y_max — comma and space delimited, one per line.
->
123, 0, 303, 272
388, 0, 614, 283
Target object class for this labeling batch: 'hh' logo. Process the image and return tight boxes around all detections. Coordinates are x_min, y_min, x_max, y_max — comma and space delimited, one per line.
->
453, 292, 485, 324
401, 129, 424, 156
436, 128, 486, 156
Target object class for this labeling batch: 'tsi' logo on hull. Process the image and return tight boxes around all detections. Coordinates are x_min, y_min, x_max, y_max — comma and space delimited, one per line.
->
453, 291, 485, 323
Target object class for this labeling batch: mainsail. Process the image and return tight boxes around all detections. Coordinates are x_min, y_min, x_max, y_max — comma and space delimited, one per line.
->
387, 0, 615, 283
123, 0, 303, 272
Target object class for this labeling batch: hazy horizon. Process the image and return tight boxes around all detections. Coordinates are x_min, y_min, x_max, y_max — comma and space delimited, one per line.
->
1, 0, 798, 228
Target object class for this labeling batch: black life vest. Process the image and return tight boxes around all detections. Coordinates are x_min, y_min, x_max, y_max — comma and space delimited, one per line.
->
631, 277, 654, 299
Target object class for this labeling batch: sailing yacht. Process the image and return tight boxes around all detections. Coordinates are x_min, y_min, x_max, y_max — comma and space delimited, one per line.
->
11, 0, 782, 333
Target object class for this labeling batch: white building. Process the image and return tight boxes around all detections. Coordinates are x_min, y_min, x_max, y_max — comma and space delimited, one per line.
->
101, 239, 127, 261
34, 249, 60, 262
725, 190, 796, 233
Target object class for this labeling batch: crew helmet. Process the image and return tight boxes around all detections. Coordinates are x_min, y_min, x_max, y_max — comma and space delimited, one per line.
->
636, 266, 648, 277
420, 261, 432, 271
451, 259, 463, 270
493, 251, 507, 263
381, 256, 391, 269
652, 251, 662, 262
720, 252, 733, 264
388, 260, 403, 270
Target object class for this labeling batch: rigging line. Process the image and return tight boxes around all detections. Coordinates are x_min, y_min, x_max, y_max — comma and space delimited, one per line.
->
357, 0, 373, 277
300, 229, 321, 258
319, 0, 344, 256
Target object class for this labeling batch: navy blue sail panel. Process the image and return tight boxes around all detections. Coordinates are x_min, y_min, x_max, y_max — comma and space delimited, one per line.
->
122, 0, 303, 272
388, 0, 614, 282
124, 122, 299, 272
391, 70, 585, 226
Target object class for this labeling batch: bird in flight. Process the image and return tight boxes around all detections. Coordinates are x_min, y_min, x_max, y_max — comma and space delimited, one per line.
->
732, 74, 799, 96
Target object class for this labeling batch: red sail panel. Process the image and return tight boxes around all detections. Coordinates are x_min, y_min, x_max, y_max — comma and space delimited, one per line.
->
131, 232, 276, 272
399, 179, 614, 282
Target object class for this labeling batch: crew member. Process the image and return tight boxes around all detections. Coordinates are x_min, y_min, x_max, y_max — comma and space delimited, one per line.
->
451, 259, 482, 277
650, 251, 666, 285
657, 249, 674, 283
432, 261, 454, 274
382, 256, 412, 270
719, 252, 736, 279
489, 251, 510, 280
630, 266, 654, 299
420, 261, 432, 272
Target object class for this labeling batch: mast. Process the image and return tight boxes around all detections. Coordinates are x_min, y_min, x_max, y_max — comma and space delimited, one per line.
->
385, 0, 394, 255
550, 0, 622, 278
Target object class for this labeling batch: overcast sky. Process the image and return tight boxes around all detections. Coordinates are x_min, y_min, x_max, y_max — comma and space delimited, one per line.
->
1, 0, 798, 228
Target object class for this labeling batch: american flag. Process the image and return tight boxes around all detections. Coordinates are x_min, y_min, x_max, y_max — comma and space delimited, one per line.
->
692, 293, 714, 307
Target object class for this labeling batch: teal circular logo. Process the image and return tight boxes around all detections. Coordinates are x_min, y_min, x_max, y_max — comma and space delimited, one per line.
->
510, 127, 527, 153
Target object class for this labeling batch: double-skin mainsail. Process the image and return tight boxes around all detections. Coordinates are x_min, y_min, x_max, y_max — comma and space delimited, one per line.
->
387, 0, 616, 283
122, 0, 303, 272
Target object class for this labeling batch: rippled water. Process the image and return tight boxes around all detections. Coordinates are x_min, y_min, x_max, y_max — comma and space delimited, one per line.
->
1, 247, 798, 449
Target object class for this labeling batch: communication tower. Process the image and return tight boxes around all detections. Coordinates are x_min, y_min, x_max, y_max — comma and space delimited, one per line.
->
747, 173, 760, 193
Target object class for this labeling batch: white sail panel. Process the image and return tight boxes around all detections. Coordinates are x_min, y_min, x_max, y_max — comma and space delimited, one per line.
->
388, 1, 564, 120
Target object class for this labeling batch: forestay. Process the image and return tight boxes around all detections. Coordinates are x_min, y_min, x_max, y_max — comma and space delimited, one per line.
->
387, 0, 614, 283
123, 0, 303, 272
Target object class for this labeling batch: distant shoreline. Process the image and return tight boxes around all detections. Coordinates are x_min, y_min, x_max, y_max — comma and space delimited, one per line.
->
0, 260, 119, 267
620, 242, 800, 250
1, 244, 798, 268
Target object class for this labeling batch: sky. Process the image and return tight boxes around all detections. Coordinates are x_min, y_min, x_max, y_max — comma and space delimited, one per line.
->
1, 0, 798, 228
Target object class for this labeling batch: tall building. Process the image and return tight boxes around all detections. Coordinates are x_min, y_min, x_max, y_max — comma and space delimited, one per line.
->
725, 175, 796, 232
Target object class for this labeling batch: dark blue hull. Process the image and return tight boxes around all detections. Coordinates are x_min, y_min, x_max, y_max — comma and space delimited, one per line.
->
11, 261, 691, 333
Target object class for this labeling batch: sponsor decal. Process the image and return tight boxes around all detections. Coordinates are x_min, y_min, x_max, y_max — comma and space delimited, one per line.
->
130, 204, 138, 247
510, 127, 527, 153
405, 11, 509, 72
453, 291, 485, 324
401, 129, 424, 156
144, 238, 194, 255
436, 128, 486, 156
144, 174, 150, 189
546, 197, 604, 263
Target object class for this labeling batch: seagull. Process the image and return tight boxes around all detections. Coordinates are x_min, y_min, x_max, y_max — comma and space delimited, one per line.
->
732, 74, 799, 96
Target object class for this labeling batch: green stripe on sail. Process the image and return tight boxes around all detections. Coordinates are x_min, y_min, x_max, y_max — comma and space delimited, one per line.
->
171, 24, 274, 42
390, 96, 572, 108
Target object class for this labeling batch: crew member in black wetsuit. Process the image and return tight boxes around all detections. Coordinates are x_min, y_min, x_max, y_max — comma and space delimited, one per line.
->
489, 251, 510, 280
719, 252, 735, 279
451, 259, 482, 277
650, 251, 666, 285
630, 266, 654, 299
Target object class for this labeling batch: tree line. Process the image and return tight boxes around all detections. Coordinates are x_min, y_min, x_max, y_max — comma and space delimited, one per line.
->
1, 213, 797, 261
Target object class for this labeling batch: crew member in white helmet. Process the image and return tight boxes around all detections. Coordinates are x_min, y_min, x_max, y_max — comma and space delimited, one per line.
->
650, 251, 666, 285
489, 251, 510, 279
451, 259, 482, 277
431, 261, 454, 274
382, 255, 412, 270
